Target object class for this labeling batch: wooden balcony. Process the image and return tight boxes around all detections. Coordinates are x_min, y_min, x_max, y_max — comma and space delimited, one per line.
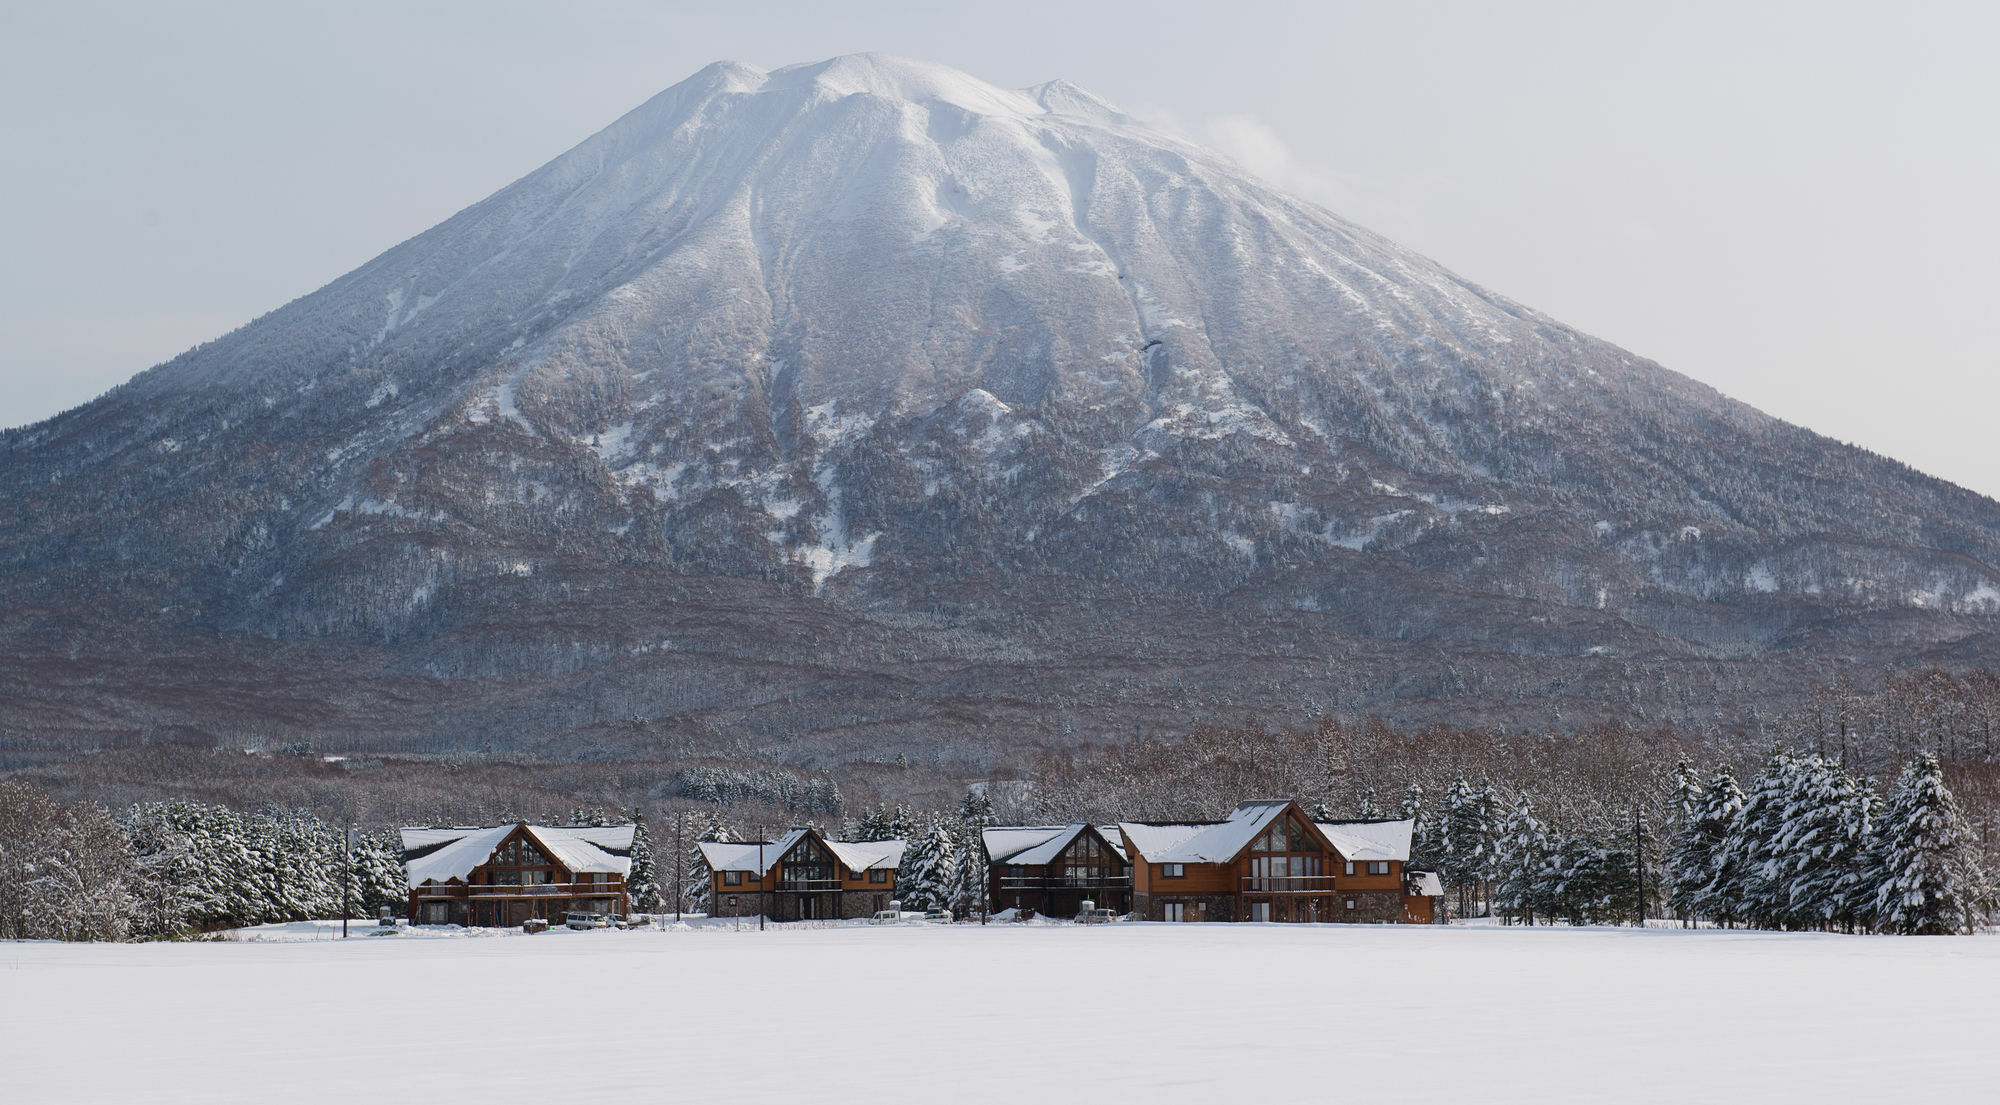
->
1240, 875, 1341, 893
998, 874, 1133, 891
419, 882, 621, 898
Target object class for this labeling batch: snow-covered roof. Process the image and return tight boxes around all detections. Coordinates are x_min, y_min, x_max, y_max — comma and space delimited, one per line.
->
698, 829, 905, 876
1314, 819, 1415, 863
1118, 800, 1297, 864
983, 824, 1127, 866
400, 824, 634, 885
825, 838, 906, 872
1406, 870, 1445, 897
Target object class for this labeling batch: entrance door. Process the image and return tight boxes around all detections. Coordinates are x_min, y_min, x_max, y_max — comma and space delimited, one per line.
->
1162, 902, 1185, 922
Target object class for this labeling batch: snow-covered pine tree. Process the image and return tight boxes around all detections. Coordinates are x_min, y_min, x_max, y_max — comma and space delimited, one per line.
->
1666, 758, 1707, 926
894, 815, 959, 914
1440, 779, 1500, 917
1685, 769, 1747, 928
850, 804, 915, 841
686, 811, 734, 915
957, 789, 996, 830
1356, 787, 1380, 819
350, 829, 408, 918
626, 814, 663, 914
950, 818, 989, 918
1838, 779, 1885, 932
1720, 750, 1798, 929
124, 802, 200, 937
1874, 754, 1973, 935
1771, 755, 1870, 931
1493, 797, 1548, 925
1398, 783, 1434, 868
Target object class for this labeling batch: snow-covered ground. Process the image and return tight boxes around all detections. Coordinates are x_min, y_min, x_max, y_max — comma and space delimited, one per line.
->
4, 920, 1994, 1103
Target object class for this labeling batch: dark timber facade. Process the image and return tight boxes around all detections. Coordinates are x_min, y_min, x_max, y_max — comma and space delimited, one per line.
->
983, 824, 1132, 918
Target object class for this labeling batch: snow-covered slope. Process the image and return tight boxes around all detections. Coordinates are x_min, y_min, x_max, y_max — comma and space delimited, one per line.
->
3, 54, 1999, 751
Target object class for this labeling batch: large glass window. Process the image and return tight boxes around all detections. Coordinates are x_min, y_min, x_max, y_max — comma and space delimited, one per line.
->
1247, 817, 1326, 892
1056, 831, 1126, 887
779, 838, 837, 889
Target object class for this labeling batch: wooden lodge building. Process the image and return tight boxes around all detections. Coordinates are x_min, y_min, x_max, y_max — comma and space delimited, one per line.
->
699, 827, 906, 921
981, 823, 1131, 918
1117, 800, 1443, 924
401, 823, 635, 927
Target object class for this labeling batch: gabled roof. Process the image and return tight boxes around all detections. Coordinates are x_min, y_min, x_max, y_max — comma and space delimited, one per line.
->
1118, 799, 1304, 865
1406, 870, 1445, 897
825, 838, 906, 872
1314, 819, 1415, 863
982, 824, 1128, 866
400, 823, 634, 885
699, 827, 905, 876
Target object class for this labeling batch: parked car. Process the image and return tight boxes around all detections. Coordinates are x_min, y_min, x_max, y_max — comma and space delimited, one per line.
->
1080, 908, 1120, 924
870, 909, 901, 924
564, 912, 609, 930
923, 908, 953, 923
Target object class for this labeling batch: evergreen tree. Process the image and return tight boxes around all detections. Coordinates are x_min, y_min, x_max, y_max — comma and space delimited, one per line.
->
1493, 797, 1548, 925
849, 804, 914, 841
957, 790, 996, 830
1399, 783, 1434, 868
1875, 754, 1973, 934
1356, 787, 1381, 819
1720, 751, 1796, 928
1772, 755, 1868, 931
349, 830, 408, 919
1440, 778, 1500, 917
626, 814, 663, 913
950, 819, 990, 917
895, 816, 960, 913
1666, 759, 1709, 926
1685, 768, 1747, 928
686, 811, 734, 915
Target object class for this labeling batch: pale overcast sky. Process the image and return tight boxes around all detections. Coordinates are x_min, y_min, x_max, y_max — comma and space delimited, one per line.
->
3, 1, 1996, 496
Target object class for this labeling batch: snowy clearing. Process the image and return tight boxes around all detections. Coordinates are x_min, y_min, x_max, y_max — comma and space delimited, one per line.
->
4, 921, 1995, 1103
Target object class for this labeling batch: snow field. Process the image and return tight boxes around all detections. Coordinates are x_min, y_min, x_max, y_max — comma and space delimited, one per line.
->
3, 921, 1995, 1104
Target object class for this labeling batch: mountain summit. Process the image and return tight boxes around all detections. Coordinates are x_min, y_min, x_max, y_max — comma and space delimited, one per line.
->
5, 54, 1998, 755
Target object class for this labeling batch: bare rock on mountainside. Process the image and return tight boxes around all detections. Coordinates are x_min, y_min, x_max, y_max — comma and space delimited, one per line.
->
4, 54, 1999, 762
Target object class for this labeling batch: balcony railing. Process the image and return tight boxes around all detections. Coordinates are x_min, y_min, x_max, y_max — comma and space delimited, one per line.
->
776, 878, 846, 892
998, 874, 1133, 891
416, 882, 621, 898
1240, 875, 1341, 893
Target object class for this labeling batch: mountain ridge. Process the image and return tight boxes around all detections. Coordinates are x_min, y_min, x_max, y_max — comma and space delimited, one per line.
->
4, 53, 1998, 761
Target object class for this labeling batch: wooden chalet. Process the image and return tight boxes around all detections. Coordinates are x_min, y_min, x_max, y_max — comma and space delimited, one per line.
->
1120, 800, 1443, 924
402, 823, 634, 927
700, 827, 905, 921
982, 824, 1131, 918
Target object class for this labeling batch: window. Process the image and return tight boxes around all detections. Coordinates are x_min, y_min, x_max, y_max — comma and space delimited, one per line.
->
1250, 901, 1271, 922
723, 870, 743, 886
1343, 861, 1356, 876
1162, 863, 1185, 878
1368, 861, 1391, 876
869, 868, 889, 883
1345, 899, 1357, 910
1162, 902, 1185, 922
727, 896, 738, 909
780, 838, 838, 889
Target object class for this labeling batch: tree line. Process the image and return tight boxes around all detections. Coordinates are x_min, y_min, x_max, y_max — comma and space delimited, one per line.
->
0, 783, 674, 941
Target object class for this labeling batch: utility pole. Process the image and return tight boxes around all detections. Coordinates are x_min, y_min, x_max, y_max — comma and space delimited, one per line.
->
674, 810, 685, 924
1632, 804, 1645, 928
757, 825, 766, 932
342, 821, 351, 939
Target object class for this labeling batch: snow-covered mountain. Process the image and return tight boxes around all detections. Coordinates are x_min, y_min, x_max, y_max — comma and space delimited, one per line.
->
5, 54, 1999, 756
